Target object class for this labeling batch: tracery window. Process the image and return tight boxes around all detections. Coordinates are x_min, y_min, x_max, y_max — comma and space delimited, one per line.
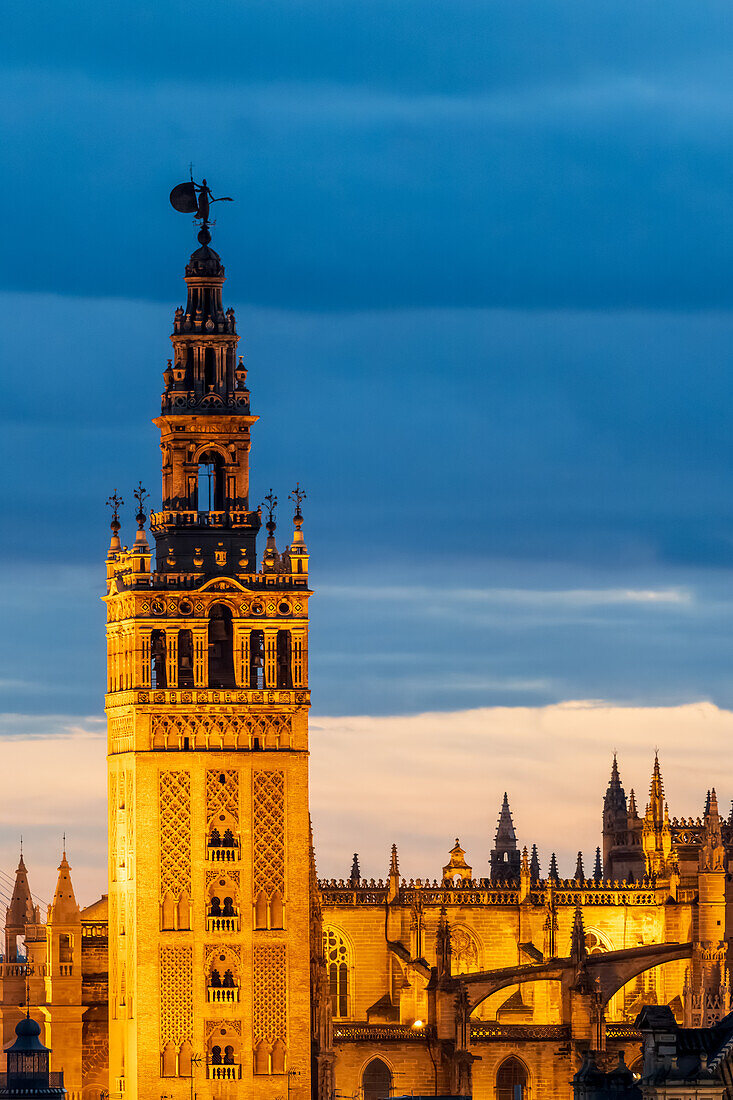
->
451, 926, 480, 974
323, 927, 351, 1018
584, 930, 610, 955
496, 1056, 528, 1099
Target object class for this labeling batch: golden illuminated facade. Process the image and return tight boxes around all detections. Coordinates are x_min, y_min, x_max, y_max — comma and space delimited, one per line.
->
6, 220, 733, 1100
104, 223, 312, 1100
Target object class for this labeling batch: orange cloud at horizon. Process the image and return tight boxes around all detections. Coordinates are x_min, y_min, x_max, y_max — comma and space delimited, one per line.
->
1, 701, 730, 905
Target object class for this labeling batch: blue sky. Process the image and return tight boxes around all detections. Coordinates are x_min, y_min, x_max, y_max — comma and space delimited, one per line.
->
4, 0, 733, 894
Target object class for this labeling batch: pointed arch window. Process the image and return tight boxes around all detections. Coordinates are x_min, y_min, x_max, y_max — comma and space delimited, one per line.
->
323, 927, 351, 1019
362, 1059, 392, 1100
496, 1056, 528, 1100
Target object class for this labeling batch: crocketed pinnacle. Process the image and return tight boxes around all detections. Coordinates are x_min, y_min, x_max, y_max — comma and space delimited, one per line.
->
593, 846, 603, 882
6, 852, 34, 928
574, 851, 585, 881
530, 844, 540, 882
628, 788, 638, 817
349, 853, 361, 883
648, 752, 665, 829
389, 843, 399, 877
604, 753, 627, 815
49, 849, 80, 924
548, 852, 559, 882
495, 793, 517, 846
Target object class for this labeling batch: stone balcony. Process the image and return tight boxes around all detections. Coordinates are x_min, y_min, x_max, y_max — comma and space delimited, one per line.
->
207, 986, 239, 1004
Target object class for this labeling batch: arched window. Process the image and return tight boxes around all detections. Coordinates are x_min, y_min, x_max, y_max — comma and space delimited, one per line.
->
151, 630, 167, 688
496, 1056, 528, 1100
204, 347, 216, 391
323, 927, 351, 1019
362, 1058, 392, 1100
451, 926, 480, 975
208, 605, 235, 688
178, 629, 194, 688
196, 450, 225, 512
276, 630, 293, 688
249, 630, 265, 688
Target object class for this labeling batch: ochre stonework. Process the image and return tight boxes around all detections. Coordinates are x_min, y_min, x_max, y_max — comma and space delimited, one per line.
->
3, 229, 733, 1100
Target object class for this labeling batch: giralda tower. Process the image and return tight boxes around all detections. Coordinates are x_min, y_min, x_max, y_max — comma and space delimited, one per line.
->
105, 211, 311, 1100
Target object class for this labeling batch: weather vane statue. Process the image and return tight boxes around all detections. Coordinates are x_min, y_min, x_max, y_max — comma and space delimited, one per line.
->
169, 171, 233, 236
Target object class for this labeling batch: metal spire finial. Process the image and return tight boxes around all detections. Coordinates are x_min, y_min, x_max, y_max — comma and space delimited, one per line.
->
263, 490, 278, 536
289, 483, 306, 529
106, 490, 124, 534
133, 482, 149, 530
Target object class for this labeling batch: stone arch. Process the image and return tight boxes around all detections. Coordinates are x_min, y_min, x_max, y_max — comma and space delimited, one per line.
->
496, 1054, 530, 1099
208, 1025, 240, 1074
361, 1057, 393, 1100
208, 948, 240, 993
208, 875, 239, 930
207, 809, 239, 853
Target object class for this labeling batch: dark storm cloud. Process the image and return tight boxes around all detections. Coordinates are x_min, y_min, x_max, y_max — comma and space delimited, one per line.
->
4, 0, 733, 308
3, 293, 733, 717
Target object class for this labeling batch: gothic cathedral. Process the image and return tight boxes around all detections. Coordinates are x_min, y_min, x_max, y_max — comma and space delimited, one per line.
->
104, 222, 312, 1100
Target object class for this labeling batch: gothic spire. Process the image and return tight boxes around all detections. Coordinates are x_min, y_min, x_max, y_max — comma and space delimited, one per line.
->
648, 752, 665, 829
529, 844, 540, 882
574, 851, 585, 882
495, 792, 517, 845
628, 788, 638, 818
389, 843, 399, 877
604, 753, 627, 815
571, 903, 587, 967
548, 852, 559, 883
593, 846, 603, 882
490, 793, 520, 882
6, 851, 34, 929
48, 848, 80, 924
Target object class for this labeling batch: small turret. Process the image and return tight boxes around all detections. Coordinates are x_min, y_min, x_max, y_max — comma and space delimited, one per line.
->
49, 849, 80, 924
5, 851, 35, 963
442, 839, 472, 884
490, 793, 520, 883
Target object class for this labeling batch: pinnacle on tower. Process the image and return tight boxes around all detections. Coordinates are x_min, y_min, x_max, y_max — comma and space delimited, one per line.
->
593, 846, 603, 882
349, 854, 361, 884
490, 793, 520, 883
48, 848, 80, 924
6, 851, 35, 929
495, 793, 517, 844
530, 844, 541, 882
648, 752, 665, 829
574, 851, 585, 882
571, 903, 587, 966
548, 852, 559, 883
604, 753, 627, 816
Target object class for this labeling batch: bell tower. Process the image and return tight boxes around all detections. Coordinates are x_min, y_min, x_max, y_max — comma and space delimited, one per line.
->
105, 212, 312, 1100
